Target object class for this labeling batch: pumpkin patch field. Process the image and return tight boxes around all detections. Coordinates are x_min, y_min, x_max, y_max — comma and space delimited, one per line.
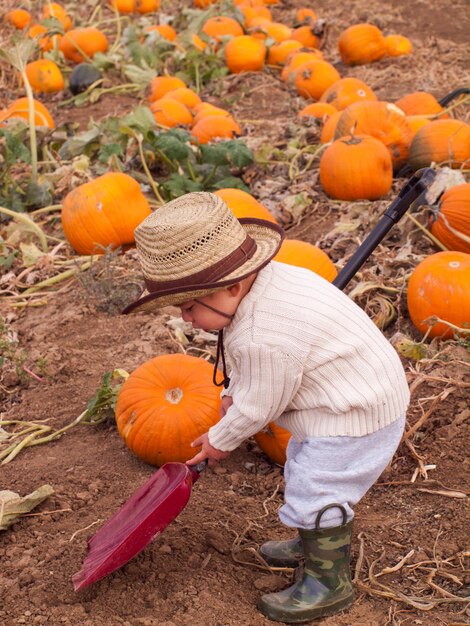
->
1, 0, 469, 624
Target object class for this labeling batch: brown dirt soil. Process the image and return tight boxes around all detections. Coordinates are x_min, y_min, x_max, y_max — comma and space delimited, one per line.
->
1, 1, 469, 626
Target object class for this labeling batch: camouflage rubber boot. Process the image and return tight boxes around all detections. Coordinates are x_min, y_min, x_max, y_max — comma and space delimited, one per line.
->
257, 504, 355, 624
259, 535, 303, 568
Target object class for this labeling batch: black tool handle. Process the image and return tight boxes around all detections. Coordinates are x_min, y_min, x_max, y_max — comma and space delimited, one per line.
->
332, 168, 436, 290
438, 87, 470, 107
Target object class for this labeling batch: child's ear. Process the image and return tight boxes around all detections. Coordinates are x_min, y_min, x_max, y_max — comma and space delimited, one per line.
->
227, 283, 242, 297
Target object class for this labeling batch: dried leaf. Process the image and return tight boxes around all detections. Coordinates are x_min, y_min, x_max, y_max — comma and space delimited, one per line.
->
417, 488, 467, 499
0, 485, 54, 531
20, 241, 45, 267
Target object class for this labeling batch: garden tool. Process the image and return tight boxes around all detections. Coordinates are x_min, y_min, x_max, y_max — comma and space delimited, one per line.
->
72, 167, 437, 592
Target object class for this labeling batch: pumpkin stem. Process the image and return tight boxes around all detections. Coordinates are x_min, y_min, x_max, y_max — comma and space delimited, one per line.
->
166, 387, 184, 404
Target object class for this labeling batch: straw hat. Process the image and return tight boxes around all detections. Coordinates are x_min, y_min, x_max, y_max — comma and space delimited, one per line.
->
122, 191, 285, 314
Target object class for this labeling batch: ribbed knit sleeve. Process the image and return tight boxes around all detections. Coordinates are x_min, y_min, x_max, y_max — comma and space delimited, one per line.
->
208, 344, 303, 451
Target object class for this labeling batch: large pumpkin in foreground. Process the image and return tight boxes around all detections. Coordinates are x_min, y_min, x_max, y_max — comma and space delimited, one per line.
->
115, 354, 222, 466
61, 172, 151, 255
407, 251, 470, 339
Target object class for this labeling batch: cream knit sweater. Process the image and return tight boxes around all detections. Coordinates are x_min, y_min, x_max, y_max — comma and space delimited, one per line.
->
208, 261, 410, 452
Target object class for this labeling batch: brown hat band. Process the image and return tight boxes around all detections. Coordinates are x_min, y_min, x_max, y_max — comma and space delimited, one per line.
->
144, 233, 257, 293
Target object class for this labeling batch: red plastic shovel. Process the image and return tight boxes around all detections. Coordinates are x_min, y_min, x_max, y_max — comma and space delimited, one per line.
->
72, 168, 437, 592
72, 462, 203, 591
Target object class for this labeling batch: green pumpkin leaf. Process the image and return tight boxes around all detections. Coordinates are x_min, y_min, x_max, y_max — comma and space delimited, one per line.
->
58, 127, 101, 160
199, 143, 230, 166
210, 176, 251, 192
25, 180, 53, 209
98, 143, 124, 164
120, 106, 156, 135
161, 174, 203, 199
225, 140, 254, 168
153, 133, 191, 162
0, 128, 31, 166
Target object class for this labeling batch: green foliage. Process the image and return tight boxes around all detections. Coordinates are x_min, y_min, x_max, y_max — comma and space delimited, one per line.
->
0, 127, 31, 166
81, 370, 128, 425
0, 126, 33, 211
54, 112, 253, 200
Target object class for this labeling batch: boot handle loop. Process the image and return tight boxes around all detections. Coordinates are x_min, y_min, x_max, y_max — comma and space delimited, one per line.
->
315, 504, 348, 529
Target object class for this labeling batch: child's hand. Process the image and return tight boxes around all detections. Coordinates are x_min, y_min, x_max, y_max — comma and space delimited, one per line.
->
186, 432, 230, 468
220, 395, 233, 417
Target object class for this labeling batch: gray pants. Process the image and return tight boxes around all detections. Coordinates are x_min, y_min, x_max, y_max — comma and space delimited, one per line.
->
279, 415, 406, 529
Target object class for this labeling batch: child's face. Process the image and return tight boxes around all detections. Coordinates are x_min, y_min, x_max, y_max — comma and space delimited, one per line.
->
179, 287, 239, 331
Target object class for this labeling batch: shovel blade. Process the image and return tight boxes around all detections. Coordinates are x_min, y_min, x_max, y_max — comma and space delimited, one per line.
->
72, 462, 197, 591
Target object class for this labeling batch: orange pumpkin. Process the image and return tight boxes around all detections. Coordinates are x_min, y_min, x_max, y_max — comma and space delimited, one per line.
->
406, 115, 432, 139
290, 25, 320, 48
111, 0, 161, 12
135, 0, 161, 12
429, 183, 470, 254
295, 60, 341, 101
254, 422, 291, 465
25, 59, 65, 94
191, 115, 241, 144
42, 3, 72, 30
150, 97, 193, 128
214, 188, 277, 223
191, 33, 207, 50
395, 91, 448, 119
320, 110, 342, 143
408, 119, 470, 170
280, 49, 323, 82
28, 23, 62, 52
0, 97, 55, 129
109, 0, 134, 13
145, 24, 177, 41
225, 35, 267, 73
61, 172, 151, 255
295, 8, 318, 24
384, 34, 413, 57
148, 75, 186, 102
334, 101, 413, 170
298, 102, 337, 121
263, 21, 293, 43
115, 354, 222, 466
59, 28, 109, 63
274, 239, 337, 282
202, 16, 244, 42
267, 39, 303, 66
192, 103, 232, 125
5, 9, 32, 29
407, 251, 470, 339
167, 87, 201, 109
240, 5, 272, 27
319, 134, 393, 201
246, 16, 272, 40
320, 77, 377, 111
194, 0, 217, 6
338, 23, 386, 65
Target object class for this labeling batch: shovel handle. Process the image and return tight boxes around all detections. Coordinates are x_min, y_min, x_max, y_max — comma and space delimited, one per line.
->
188, 460, 207, 482
332, 167, 436, 291
438, 87, 470, 107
